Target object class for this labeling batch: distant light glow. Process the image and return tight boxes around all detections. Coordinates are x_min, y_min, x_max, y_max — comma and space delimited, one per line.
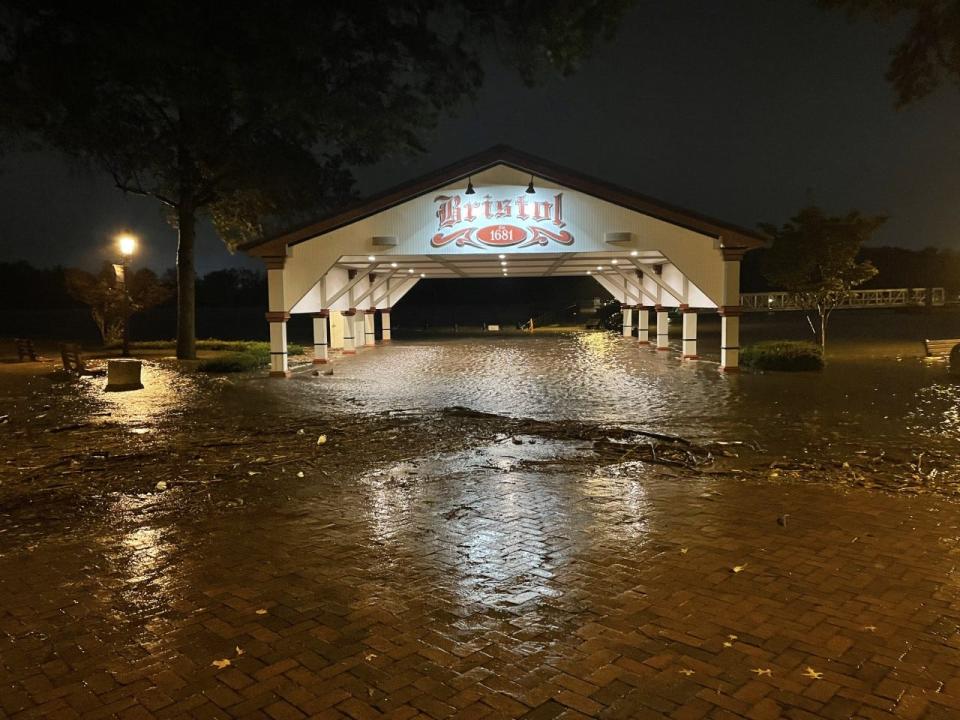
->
630, 250, 638, 257
420, 272, 425, 277
500, 261, 507, 266
596, 265, 603, 270
407, 268, 414, 273
611, 259, 618, 264
367, 255, 376, 261
498, 254, 505, 259
390, 262, 398, 268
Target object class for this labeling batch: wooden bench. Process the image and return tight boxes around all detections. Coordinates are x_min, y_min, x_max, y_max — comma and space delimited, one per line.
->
924, 339, 960, 358
15, 338, 37, 362
59, 343, 104, 376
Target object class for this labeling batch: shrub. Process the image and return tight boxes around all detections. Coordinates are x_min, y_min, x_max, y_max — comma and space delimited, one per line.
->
740, 340, 824, 371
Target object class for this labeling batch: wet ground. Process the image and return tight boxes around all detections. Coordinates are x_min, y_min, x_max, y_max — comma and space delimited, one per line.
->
3, 319, 960, 719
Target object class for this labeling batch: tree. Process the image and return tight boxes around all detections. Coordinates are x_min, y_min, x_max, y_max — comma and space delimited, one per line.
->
0, 2, 632, 359
819, 0, 960, 106
760, 206, 883, 350
65, 263, 172, 345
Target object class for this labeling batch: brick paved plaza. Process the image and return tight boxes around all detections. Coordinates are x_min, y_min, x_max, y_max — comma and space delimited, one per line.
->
3, 440, 960, 720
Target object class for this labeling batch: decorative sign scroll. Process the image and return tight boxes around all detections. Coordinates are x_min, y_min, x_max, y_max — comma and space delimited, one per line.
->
431, 191, 575, 249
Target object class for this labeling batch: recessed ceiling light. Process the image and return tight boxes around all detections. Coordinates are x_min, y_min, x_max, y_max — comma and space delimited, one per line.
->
498, 254, 505, 259
596, 266, 603, 270
586, 270, 592, 275
420, 272, 425, 277
500, 261, 507, 266
367, 255, 376, 261
390, 262, 398, 268
630, 250, 638, 257
407, 268, 413, 273
611, 259, 618, 265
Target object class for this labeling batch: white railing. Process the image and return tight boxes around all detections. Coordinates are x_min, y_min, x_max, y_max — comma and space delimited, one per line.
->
740, 287, 946, 312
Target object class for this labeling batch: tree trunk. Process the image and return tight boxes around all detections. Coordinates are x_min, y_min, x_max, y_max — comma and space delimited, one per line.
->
176, 200, 197, 360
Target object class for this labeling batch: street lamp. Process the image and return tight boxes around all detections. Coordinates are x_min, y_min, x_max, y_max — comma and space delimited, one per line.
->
116, 232, 138, 357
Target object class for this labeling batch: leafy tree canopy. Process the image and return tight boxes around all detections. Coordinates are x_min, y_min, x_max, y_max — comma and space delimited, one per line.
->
820, 0, 960, 105
0, 1, 632, 356
760, 206, 883, 348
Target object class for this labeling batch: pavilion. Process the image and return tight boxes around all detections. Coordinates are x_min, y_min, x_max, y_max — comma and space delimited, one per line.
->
242, 146, 765, 376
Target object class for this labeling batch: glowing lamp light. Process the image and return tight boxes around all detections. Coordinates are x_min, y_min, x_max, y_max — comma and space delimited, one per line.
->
630, 250, 639, 257
611, 259, 618, 265
367, 255, 376, 261
117, 232, 137, 257
498, 254, 505, 259
596, 265, 603, 270
390, 262, 398, 268
420, 272, 426, 277
407, 268, 413, 273
500, 261, 507, 266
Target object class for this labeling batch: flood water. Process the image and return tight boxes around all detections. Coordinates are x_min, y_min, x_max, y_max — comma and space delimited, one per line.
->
262, 327, 960, 462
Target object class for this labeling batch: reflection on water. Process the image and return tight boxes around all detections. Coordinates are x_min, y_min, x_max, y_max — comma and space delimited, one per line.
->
274, 332, 960, 459
80, 361, 210, 429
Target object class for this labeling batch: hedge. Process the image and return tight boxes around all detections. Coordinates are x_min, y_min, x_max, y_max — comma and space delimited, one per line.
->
740, 340, 824, 371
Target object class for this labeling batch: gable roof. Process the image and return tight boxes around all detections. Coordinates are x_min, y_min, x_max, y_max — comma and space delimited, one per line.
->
242, 145, 766, 257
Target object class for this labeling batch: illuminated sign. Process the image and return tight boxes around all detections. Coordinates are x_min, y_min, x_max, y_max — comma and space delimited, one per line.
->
431, 191, 575, 249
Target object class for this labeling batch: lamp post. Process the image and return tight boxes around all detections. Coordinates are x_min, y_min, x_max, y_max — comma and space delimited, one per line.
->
116, 232, 138, 357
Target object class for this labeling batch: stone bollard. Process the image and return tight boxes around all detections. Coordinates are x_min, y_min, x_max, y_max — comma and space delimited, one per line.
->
106, 359, 144, 391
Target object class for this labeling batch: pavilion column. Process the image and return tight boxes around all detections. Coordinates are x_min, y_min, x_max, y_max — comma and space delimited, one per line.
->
681, 305, 698, 360
311, 310, 329, 364
265, 311, 290, 378
655, 305, 670, 351
341, 309, 357, 354
364, 309, 376, 346
264, 255, 290, 378
381, 308, 392, 342
720, 249, 744, 372
637, 306, 650, 345
621, 305, 633, 338
354, 312, 367, 350
719, 307, 741, 372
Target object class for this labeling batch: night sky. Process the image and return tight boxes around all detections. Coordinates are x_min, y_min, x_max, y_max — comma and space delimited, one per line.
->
1, 0, 958, 275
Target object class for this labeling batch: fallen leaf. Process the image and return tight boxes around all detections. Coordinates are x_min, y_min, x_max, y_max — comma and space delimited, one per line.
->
317, 434, 327, 445
297, 471, 304, 478
235, 646, 244, 656
863, 625, 877, 632
678, 669, 695, 676
364, 653, 377, 661
297, 429, 305, 435
802, 666, 823, 680
680, 548, 689, 555
255, 608, 268, 615
731, 564, 747, 573
155, 480, 168, 491
751, 668, 772, 677
728, 634, 738, 640
211, 659, 231, 670
722, 641, 733, 648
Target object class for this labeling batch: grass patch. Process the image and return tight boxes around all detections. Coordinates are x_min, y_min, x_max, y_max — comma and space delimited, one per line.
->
105, 338, 307, 373
108, 338, 304, 372
741, 340, 824, 371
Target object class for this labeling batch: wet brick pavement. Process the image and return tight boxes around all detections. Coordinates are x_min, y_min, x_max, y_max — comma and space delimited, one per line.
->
3, 444, 960, 720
